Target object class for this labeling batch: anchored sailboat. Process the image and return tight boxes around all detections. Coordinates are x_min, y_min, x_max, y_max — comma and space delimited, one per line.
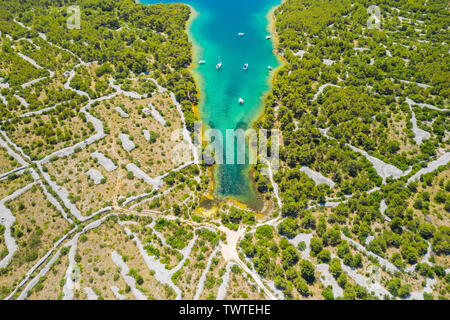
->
243, 63, 248, 71
239, 98, 244, 104
216, 56, 222, 70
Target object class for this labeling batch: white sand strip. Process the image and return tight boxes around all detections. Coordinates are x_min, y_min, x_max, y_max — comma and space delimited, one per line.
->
300, 166, 335, 188
91, 151, 117, 172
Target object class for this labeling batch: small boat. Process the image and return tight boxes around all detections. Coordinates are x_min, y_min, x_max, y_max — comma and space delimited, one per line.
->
268, 66, 273, 70
198, 60, 206, 64
265, 35, 272, 40
243, 63, 248, 71
238, 32, 244, 36
239, 98, 244, 104
216, 56, 222, 70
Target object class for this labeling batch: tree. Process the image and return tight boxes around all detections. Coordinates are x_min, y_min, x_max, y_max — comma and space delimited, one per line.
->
277, 217, 298, 238
337, 242, 350, 258
398, 285, 411, 299
415, 263, 432, 277
301, 211, 316, 229
337, 273, 347, 288
322, 285, 334, 300
172, 204, 181, 216
310, 237, 323, 256
294, 277, 310, 297
329, 258, 343, 279
418, 223, 435, 239
353, 254, 363, 268
256, 225, 274, 239
297, 241, 306, 251
282, 202, 301, 217
324, 225, 341, 246
391, 252, 404, 269
299, 259, 315, 284
445, 198, 450, 212
317, 216, 327, 237
390, 217, 403, 233
387, 278, 401, 296
401, 245, 418, 264
282, 246, 299, 268
434, 190, 447, 204
343, 284, 356, 300
317, 249, 331, 263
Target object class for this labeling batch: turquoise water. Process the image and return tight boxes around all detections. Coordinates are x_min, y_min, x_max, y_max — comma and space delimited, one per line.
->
142, 0, 281, 210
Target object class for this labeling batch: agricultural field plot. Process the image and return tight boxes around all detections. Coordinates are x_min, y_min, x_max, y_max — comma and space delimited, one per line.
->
240, 225, 321, 300
0, 145, 20, 175
407, 167, 450, 228
91, 92, 189, 176
0, 184, 71, 300
25, 251, 69, 300
123, 220, 188, 300
43, 146, 122, 217
173, 228, 221, 299
239, 220, 408, 300
0, 14, 30, 40
118, 77, 158, 96
384, 108, 417, 154
2, 104, 93, 160
276, 138, 380, 202
131, 166, 202, 214
223, 265, 263, 300
131, 183, 194, 213
413, 106, 450, 139
138, 224, 185, 271
11, 77, 87, 116
0, 42, 49, 88
320, 88, 422, 167
71, 216, 169, 300
152, 218, 194, 252
43, 93, 196, 217
198, 255, 227, 300
44, 142, 176, 218
14, 37, 78, 74
0, 171, 34, 199
69, 63, 114, 99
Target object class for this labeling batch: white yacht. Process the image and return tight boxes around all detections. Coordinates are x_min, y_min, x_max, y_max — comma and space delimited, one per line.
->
216, 57, 222, 70
265, 35, 272, 40
239, 98, 244, 104
268, 65, 273, 70
238, 32, 244, 36
243, 63, 248, 71
198, 60, 206, 64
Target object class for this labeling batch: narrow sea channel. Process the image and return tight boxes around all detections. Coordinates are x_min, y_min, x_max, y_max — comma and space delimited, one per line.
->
143, 0, 282, 210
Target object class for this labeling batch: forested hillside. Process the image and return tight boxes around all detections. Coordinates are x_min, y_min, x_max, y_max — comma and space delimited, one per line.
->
248, 0, 449, 300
